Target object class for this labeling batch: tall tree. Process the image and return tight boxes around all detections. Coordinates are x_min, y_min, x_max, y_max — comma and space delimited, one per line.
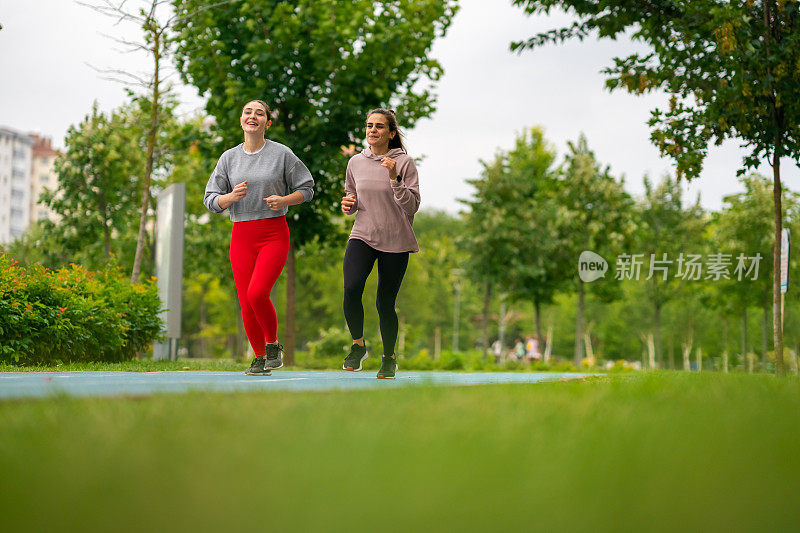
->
714, 173, 800, 368
512, 0, 800, 374
39, 103, 144, 270
557, 135, 635, 366
496, 128, 565, 345
171, 0, 458, 363
461, 128, 563, 358
636, 175, 707, 367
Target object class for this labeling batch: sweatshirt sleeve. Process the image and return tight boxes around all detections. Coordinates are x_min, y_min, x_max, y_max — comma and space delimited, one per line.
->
344, 161, 358, 214
203, 155, 231, 214
285, 156, 315, 203
390, 157, 421, 216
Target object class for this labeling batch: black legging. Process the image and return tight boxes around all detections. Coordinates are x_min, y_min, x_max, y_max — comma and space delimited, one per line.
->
343, 238, 409, 356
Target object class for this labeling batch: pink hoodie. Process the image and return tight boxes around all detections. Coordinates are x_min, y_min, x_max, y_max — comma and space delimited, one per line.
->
344, 147, 421, 253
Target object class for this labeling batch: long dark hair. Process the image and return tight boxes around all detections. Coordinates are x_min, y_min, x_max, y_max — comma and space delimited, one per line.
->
366, 108, 405, 152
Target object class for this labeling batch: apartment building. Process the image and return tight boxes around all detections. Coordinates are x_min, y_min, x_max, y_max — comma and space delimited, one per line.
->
30, 134, 60, 224
0, 126, 33, 244
0, 127, 61, 245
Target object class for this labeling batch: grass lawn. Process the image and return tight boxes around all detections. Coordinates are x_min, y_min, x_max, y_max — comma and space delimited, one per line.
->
1, 372, 798, 532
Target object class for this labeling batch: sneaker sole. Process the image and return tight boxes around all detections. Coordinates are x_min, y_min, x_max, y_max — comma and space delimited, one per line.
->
244, 370, 272, 376
343, 352, 369, 372
265, 361, 283, 370
377, 363, 398, 379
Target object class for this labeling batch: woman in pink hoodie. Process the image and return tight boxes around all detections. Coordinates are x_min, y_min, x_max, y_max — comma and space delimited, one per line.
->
340, 109, 421, 379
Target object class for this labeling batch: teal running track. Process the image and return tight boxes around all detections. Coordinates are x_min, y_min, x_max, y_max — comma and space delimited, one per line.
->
0, 370, 595, 399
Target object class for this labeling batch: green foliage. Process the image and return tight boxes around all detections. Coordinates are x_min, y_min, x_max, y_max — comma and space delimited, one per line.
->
0, 255, 162, 363
171, 0, 459, 247
512, 0, 800, 180
37, 103, 144, 270
462, 127, 565, 304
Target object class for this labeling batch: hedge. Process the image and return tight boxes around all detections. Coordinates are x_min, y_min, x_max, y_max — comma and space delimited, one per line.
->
0, 255, 162, 363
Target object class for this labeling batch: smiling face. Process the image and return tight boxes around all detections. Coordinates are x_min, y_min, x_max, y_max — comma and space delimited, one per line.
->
365, 113, 396, 151
240, 101, 270, 135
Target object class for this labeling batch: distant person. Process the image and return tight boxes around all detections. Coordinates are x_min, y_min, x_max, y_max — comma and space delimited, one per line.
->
204, 99, 314, 376
531, 335, 541, 362
514, 338, 526, 362
492, 339, 503, 364
340, 108, 420, 379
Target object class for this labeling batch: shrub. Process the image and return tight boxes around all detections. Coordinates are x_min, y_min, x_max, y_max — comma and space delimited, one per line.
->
0, 255, 162, 364
305, 327, 354, 358
406, 349, 434, 370
435, 350, 465, 370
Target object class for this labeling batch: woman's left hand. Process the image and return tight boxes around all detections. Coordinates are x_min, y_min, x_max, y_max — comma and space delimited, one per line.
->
264, 195, 286, 211
381, 157, 398, 182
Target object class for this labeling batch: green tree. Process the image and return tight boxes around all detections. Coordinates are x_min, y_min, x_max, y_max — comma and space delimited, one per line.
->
171, 0, 459, 363
635, 175, 707, 367
556, 135, 635, 366
512, 0, 800, 373
713, 173, 800, 368
496, 128, 565, 346
39, 103, 144, 270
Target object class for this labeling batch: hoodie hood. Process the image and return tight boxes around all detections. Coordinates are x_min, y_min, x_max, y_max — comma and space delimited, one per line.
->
361, 146, 406, 161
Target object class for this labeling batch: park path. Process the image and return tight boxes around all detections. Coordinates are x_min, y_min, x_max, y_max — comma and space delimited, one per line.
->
0, 370, 594, 399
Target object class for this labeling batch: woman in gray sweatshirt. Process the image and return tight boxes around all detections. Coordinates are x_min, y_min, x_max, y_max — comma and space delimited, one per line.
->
340, 108, 421, 379
204, 100, 314, 376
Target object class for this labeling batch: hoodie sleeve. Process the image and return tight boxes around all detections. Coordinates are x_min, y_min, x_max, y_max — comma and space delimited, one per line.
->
344, 160, 358, 214
203, 154, 231, 214
390, 156, 420, 216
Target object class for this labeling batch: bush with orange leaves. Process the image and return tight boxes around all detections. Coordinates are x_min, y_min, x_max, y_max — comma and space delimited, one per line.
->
0, 255, 162, 363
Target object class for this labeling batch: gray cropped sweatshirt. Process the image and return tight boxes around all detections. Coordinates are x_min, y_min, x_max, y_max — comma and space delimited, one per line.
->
203, 140, 314, 221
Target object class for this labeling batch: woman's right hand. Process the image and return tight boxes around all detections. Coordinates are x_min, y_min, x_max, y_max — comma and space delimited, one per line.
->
341, 194, 357, 214
220, 181, 247, 209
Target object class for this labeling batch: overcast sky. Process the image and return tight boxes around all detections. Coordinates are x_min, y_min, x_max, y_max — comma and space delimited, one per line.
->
2, 0, 798, 213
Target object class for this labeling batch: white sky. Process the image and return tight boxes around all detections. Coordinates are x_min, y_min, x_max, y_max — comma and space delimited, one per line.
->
2, 0, 798, 213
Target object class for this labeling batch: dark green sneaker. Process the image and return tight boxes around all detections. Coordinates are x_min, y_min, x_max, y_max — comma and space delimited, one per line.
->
245, 356, 271, 376
377, 356, 397, 379
265, 343, 284, 370
343, 343, 368, 371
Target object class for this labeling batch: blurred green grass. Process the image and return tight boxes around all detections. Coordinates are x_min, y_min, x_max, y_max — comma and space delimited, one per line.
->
1, 372, 799, 532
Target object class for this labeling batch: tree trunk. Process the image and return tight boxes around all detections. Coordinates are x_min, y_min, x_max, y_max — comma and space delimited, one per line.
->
99, 196, 111, 259
682, 336, 692, 371
544, 325, 552, 363
764, 0, 784, 375
695, 346, 702, 372
722, 315, 729, 374
131, 27, 161, 284
481, 280, 492, 361
762, 299, 769, 370
498, 299, 507, 350
772, 144, 784, 375
654, 300, 662, 368
574, 279, 585, 366
741, 307, 748, 370
534, 298, 542, 347
198, 279, 209, 358
434, 327, 441, 360
668, 337, 675, 370
284, 239, 296, 366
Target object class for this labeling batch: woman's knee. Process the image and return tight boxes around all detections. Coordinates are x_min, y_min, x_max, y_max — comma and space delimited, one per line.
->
246, 284, 271, 305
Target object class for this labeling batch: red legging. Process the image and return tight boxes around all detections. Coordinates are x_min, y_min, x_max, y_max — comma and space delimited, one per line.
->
230, 216, 290, 356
